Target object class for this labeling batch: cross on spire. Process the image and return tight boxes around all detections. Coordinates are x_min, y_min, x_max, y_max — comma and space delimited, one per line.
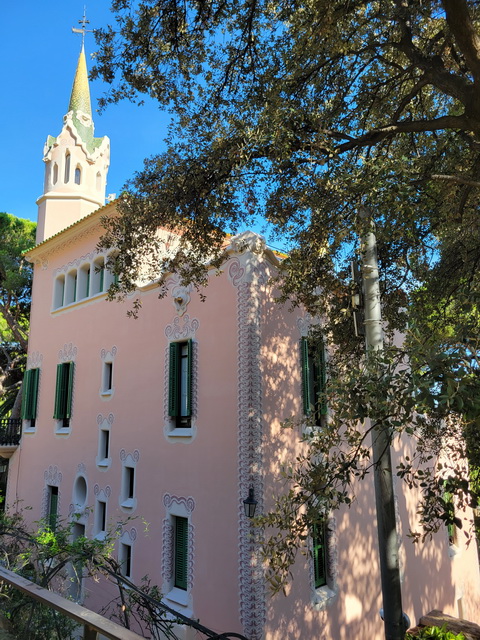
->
72, 7, 94, 47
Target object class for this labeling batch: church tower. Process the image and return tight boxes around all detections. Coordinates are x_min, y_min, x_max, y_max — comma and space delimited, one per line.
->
36, 44, 110, 244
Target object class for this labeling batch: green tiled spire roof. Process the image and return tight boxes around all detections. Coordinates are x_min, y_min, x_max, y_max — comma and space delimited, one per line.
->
68, 44, 92, 116
65, 44, 105, 155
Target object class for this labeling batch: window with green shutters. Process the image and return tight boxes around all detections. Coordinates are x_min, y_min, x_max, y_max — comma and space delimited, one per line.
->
21, 368, 40, 425
174, 516, 188, 590
48, 486, 59, 532
53, 362, 75, 427
301, 337, 327, 426
168, 340, 193, 428
312, 521, 327, 588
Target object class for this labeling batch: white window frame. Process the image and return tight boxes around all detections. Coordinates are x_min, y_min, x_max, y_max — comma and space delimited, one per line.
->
119, 450, 139, 511
96, 414, 113, 470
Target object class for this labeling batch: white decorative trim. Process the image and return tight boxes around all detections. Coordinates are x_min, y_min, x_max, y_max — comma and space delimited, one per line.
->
53, 250, 98, 277
27, 351, 43, 369
171, 284, 192, 317
164, 315, 199, 340
230, 230, 266, 255
162, 494, 195, 616
101, 346, 117, 360
58, 343, 78, 363
232, 267, 266, 639
297, 314, 313, 338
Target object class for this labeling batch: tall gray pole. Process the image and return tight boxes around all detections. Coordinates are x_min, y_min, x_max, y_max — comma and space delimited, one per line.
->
359, 207, 405, 640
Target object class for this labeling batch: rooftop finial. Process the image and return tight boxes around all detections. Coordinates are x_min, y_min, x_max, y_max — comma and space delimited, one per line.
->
72, 7, 94, 48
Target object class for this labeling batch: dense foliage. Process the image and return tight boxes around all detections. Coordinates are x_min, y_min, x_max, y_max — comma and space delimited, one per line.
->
0, 213, 36, 417
92, 0, 480, 589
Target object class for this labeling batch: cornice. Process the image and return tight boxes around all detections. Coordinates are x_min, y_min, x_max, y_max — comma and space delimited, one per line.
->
25, 201, 117, 263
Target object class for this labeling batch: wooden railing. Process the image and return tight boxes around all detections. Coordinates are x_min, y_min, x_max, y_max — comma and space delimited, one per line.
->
0, 419, 21, 446
0, 565, 145, 640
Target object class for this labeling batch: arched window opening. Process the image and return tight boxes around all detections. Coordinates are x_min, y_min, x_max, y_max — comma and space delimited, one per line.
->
53, 163, 58, 185
77, 264, 91, 300
96, 172, 102, 191
65, 270, 78, 305
64, 152, 71, 183
92, 257, 105, 295
53, 275, 65, 309
75, 166, 81, 185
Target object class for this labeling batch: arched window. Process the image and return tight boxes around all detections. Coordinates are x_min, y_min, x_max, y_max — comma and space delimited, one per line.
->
77, 264, 91, 300
64, 152, 71, 183
96, 172, 102, 191
53, 275, 65, 309
65, 270, 78, 305
75, 166, 81, 185
92, 257, 105, 295
53, 163, 58, 185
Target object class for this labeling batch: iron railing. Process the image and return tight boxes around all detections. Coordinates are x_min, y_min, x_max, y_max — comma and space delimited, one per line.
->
0, 419, 21, 446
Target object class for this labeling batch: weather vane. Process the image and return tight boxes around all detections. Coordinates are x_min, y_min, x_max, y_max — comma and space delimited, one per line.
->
72, 7, 94, 46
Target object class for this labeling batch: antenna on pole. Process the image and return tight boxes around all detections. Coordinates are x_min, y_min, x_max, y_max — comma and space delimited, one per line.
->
72, 7, 94, 47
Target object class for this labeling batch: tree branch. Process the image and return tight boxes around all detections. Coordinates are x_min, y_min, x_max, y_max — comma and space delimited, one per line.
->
442, 0, 480, 84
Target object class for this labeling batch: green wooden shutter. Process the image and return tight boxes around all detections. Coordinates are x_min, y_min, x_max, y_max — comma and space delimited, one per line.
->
301, 338, 311, 415
313, 522, 327, 588
21, 369, 32, 420
49, 488, 58, 531
66, 362, 75, 419
185, 339, 193, 417
318, 337, 327, 416
22, 368, 40, 421
53, 364, 67, 419
99, 266, 105, 292
168, 343, 180, 417
29, 368, 40, 419
174, 516, 188, 590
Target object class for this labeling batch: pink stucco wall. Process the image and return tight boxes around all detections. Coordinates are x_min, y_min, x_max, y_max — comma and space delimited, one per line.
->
7, 210, 480, 639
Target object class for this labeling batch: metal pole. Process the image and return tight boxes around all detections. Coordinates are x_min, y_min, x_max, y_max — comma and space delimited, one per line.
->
359, 207, 405, 640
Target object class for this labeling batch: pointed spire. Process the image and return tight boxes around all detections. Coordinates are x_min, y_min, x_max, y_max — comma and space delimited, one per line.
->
68, 44, 92, 117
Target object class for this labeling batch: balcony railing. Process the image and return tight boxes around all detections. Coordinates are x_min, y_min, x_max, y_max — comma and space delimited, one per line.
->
0, 419, 21, 446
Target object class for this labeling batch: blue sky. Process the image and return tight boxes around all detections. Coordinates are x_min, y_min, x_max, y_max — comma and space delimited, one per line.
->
1, 2, 169, 223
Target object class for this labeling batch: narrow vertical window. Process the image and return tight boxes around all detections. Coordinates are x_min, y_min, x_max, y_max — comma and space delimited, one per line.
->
312, 521, 327, 588
48, 486, 59, 531
100, 429, 110, 461
53, 362, 75, 428
119, 543, 132, 578
168, 340, 192, 428
74, 166, 81, 185
21, 368, 40, 427
121, 465, 136, 508
53, 163, 58, 185
301, 337, 327, 426
64, 152, 71, 183
102, 362, 113, 394
96, 172, 102, 191
174, 516, 188, 590
127, 467, 135, 500
96, 499, 107, 534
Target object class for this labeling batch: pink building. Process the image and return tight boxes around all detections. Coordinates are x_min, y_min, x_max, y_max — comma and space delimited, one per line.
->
4, 45, 480, 639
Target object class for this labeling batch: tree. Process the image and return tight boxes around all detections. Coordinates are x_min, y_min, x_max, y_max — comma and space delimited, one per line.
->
92, 0, 480, 592
0, 214, 36, 417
